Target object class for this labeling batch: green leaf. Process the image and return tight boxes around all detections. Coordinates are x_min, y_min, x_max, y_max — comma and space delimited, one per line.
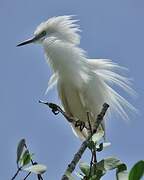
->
116, 171, 129, 180
64, 171, 75, 180
24, 164, 47, 175
96, 169, 104, 179
79, 162, 90, 176
89, 175, 98, 180
88, 170, 104, 180
16, 138, 26, 164
97, 157, 122, 172
116, 164, 128, 180
96, 142, 111, 151
79, 163, 105, 179
102, 142, 111, 148
117, 164, 127, 173
129, 160, 144, 180
92, 129, 104, 143
104, 157, 122, 171
75, 172, 84, 179
21, 150, 31, 166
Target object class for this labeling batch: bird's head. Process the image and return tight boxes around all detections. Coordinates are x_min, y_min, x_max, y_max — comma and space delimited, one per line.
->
17, 15, 80, 47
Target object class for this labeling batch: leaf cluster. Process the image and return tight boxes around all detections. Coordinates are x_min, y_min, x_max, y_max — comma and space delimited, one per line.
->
12, 139, 47, 180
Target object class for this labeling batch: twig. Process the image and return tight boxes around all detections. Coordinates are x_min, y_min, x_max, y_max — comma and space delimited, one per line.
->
37, 174, 43, 180
86, 112, 94, 177
87, 112, 93, 136
39, 100, 109, 179
93, 103, 109, 133
23, 172, 31, 180
61, 103, 109, 180
24, 143, 43, 180
12, 140, 43, 180
11, 167, 21, 180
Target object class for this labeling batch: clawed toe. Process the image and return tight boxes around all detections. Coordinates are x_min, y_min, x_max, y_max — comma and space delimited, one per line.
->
75, 120, 85, 131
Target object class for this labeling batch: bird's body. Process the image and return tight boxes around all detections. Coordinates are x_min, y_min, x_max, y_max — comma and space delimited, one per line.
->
17, 16, 136, 140
44, 41, 108, 139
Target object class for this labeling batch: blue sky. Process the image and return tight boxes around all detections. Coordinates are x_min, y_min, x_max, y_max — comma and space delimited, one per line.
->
0, 0, 144, 179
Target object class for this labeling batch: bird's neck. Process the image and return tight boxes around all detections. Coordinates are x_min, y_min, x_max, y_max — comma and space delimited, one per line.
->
43, 40, 87, 78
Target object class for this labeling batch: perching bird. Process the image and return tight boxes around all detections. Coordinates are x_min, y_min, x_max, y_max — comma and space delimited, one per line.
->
17, 15, 136, 140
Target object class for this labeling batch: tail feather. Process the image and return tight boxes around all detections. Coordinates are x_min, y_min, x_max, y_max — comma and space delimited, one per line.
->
107, 85, 137, 120
88, 59, 137, 120
97, 70, 136, 96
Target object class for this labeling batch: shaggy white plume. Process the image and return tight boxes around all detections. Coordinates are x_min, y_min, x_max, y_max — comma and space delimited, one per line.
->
41, 16, 137, 139
34, 15, 80, 45
37, 16, 137, 139
46, 58, 137, 120
87, 59, 137, 120
18, 15, 137, 140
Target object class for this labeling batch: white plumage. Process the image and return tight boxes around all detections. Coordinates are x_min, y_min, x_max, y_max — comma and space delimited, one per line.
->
17, 16, 137, 140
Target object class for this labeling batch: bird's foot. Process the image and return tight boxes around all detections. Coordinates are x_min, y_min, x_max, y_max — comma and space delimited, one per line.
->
48, 103, 60, 115
75, 120, 85, 131
39, 100, 60, 115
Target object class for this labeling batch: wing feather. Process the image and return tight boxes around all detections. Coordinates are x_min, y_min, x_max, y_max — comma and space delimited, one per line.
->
45, 73, 58, 94
57, 80, 88, 140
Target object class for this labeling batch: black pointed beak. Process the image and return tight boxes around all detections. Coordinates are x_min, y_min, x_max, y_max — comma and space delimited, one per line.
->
17, 36, 38, 47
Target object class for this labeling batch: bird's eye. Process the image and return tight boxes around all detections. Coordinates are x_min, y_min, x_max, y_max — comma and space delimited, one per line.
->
37, 31, 47, 39
40, 31, 47, 36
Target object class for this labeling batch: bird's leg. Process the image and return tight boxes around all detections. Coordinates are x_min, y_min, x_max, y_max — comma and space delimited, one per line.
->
87, 111, 93, 135
39, 100, 86, 131
39, 100, 80, 125
86, 111, 96, 177
39, 100, 70, 117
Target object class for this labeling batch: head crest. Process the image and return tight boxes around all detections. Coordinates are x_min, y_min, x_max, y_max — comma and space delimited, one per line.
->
35, 15, 80, 45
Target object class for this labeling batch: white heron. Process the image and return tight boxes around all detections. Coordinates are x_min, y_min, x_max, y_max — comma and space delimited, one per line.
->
17, 15, 136, 140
